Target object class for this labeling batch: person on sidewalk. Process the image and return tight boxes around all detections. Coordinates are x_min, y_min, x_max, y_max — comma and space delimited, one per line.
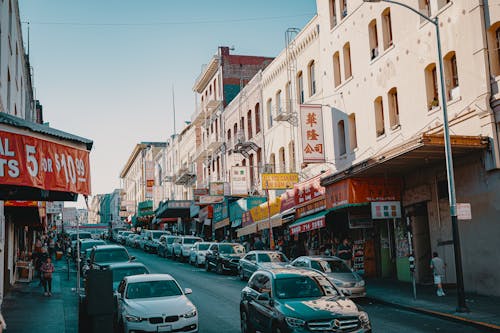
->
337, 238, 353, 268
0, 310, 6, 332
430, 252, 446, 296
41, 257, 55, 296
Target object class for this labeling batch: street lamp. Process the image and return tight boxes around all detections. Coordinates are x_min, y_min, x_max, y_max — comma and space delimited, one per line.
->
363, 0, 469, 312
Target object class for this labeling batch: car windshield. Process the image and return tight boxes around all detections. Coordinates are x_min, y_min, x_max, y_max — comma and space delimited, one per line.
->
219, 244, 245, 254
275, 275, 339, 299
198, 244, 210, 251
152, 233, 163, 239
94, 249, 129, 263
126, 280, 182, 299
112, 267, 149, 283
80, 233, 92, 240
167, 238, 176, 244
258, 252, 288, 263
313, 259, 352, 273
183, 238, 200, 245
80, 241, 105, 252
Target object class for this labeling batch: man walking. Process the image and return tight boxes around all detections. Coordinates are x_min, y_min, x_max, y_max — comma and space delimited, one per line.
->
430, 252, 446, 296
337, 238, 353, 268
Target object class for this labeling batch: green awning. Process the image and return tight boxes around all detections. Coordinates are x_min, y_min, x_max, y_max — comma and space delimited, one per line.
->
327, 202, 369, 212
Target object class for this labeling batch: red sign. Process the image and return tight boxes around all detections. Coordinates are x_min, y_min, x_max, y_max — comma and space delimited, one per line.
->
289, 216, 325, 235
296, 199, 326, 218
0, 131, 91, 195
280, 189, 295, 213
4, 200, 39, 207
294, 171, 330, 207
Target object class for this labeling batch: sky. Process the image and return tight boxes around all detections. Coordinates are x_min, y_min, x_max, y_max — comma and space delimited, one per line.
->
18, 1, 317, 207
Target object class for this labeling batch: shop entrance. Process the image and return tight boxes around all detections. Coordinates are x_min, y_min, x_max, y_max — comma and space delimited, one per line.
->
407, 203, 432, 284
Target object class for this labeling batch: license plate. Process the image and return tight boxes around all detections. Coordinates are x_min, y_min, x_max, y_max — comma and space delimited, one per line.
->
157, 325, 172, 332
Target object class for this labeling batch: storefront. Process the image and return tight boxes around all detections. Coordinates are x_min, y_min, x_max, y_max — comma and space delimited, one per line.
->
212, 198, 229, 241
136, 200, 154, 229
153, 200, 192, 234
229, 197, 266, 241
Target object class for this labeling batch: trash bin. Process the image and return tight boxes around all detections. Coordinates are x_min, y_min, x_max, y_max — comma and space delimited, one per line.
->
56, 251, 63, 260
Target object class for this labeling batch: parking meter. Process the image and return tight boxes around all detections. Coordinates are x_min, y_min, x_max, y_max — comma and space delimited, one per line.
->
408, 255, 415, 272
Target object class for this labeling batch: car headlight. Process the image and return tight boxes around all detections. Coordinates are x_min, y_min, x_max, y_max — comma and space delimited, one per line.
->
359, 311, 370, 327
356, 280, 365, 287
125, 314, 143, 322
181, 309, 197, 318
331, 279, 348, 287
285, 317, 306, 328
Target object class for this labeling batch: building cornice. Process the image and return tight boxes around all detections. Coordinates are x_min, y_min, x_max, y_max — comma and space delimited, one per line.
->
193, 57, 221, 93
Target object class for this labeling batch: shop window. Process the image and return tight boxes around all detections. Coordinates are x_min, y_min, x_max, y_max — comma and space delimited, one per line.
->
288, 141, 296, 172
444, 51, 460, 101
329, 0, 337, 28
297, 71, 304, 104
337, 120, 347, 156
247, 110, 253, 139
388, 87, 400, 128
308, 60, 316, 96
343, 43, 352, 79
374, 96, 385, 137
279, 147, 286, 173
348, 113, 358, 150
368, 19, 379, 60
333, 51, 342, 87
255, 103, 261, 134
425, 63, 439, 110
382, 8, 393, 50
267, 98, 273, 128
340, 0, 348, 19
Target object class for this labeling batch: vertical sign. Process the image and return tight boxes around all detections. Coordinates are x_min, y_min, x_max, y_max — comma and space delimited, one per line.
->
231, 166, 249, 196
300, 104, 325, 163
145, 161, 154, 199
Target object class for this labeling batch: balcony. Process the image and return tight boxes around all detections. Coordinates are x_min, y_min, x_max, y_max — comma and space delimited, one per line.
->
206, 131, 223, 152
175, 165, 196, 186
191, 105, 207, 126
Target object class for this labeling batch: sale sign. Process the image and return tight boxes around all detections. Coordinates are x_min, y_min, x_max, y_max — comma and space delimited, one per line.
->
0, 131, 91, 195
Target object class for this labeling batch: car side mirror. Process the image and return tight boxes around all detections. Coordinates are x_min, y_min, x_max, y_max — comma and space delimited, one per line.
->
257, 292, 270, 301
130, 256, 136, 261
184, 288, 192, 295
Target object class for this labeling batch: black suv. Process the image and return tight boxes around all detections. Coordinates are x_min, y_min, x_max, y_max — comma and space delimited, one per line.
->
240, 267, 371, 333
205, 243, 246, 275
83, 245, 135, 278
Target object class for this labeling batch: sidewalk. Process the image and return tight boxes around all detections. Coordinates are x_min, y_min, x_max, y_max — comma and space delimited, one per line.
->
366, 279, 500, 331
2, 257, 80, 333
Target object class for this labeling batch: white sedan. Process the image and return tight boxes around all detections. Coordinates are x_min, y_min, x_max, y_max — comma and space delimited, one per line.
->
116, 274, 198, 333
189, 242, 213, 266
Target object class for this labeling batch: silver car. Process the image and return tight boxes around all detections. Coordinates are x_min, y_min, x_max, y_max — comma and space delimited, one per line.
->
290, 256, 366, 298
188, 242, 213, 266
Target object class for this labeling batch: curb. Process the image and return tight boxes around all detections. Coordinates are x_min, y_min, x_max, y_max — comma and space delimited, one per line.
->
366, 296, 500, 332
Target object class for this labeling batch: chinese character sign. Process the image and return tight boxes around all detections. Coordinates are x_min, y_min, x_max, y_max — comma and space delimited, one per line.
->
300, 104, 325, 163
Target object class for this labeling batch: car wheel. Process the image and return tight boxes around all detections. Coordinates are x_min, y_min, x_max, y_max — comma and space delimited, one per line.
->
216, 262, 223, 275
240, 310, 255, 333
205, 260, 211, 272
239, 268, 246, 281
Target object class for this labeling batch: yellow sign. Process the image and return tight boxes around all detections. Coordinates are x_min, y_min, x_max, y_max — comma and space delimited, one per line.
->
250, 197, 282, 223
261, 173, 299, 190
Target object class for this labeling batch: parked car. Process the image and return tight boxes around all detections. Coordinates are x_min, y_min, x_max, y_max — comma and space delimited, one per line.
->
116, 274, 198, 333
157, 235, 180, 258
112, 228, 127, 242
238, 250, 289, 281
118, 231, 133, 245
240, 267, 371, 333
290, 256, 366, 298
205, 243, 246, 274
78, 239, 105, 259
172, 236, 203, 261
125, 234, 138, 247
83, 245, 135, 278
188, 242, 213, 266
69, 231, 93, 253
107, 262, 149, 292
131, 235, 143, 248
143, 230, 170, 253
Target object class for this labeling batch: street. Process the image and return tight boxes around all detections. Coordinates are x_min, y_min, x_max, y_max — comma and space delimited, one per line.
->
126, 247, 483, 333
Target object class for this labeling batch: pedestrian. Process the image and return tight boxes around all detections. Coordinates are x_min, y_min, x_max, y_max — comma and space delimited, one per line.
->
0, 309, 6, 333
253, 236, 264, 250
337, 238, 353, 267
41, 257, 55, 296
48, 236, 55, 259
36, 247, 49, 286
430, 252, 446, 296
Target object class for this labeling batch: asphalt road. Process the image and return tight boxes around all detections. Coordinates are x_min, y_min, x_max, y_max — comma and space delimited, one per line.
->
126, 246, 483, 333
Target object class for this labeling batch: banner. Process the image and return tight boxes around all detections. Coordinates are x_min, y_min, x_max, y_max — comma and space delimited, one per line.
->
209, 182, 229, 196
261, 173, 298, 190
231, 166, 249, 196
300, 104, 325, 163
0, 131, 91, 195
145, 161, 154, 199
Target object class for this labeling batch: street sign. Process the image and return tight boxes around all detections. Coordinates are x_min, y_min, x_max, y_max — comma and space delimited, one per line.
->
457, 203, 472, 220
261, 173, 299, 190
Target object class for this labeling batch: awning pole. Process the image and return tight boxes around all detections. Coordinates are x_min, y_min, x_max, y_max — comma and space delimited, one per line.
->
266, 181, 275, 250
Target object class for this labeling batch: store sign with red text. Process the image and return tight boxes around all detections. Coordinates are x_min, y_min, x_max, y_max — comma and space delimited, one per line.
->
300, 104, 325, 163
0, 131, 91, 195
289, 216, 326, 235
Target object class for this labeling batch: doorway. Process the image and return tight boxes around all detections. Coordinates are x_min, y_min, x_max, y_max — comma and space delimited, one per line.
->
407, 203, 432, 284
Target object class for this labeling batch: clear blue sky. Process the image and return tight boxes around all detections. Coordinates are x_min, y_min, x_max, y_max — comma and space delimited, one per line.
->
19, 0, 316, 206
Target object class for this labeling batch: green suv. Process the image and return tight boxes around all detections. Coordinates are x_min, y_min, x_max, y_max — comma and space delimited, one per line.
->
240, 268, 371, 333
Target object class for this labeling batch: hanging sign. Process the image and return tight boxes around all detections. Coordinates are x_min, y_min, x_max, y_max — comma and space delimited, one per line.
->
371, 201, 402, 219
231, 166, 249, 196
300, 104, 325, 163
0, 131, 91, 195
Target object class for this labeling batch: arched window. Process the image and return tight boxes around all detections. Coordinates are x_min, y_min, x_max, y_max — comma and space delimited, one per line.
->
233, 123, 238, 144
444, 51, 459, 101
247, 110, 253, 139
488, 22, 500, 76
329, 0, 337, 28
425, 63, 439, 110
255, 103, 261, 134
382, 8, 393, 50
308, 60, 316, 96
333, 51, 341, 87
348, 114, 358, 150
369, 19, 379, 60
269, 153, 276, 173
267, 98, 273, 129
276, 90, 282, 114
279, 147, 286, 173
374, 96, 385, 137
388, 87, 400, 128
297, 71, 304, 104
343, 43, 352, 79
337, 120, 347, 156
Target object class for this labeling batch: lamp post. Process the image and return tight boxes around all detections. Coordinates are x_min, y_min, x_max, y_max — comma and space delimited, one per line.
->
364, 0, 468, 312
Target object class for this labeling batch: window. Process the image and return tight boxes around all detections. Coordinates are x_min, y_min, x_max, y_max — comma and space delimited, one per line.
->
382, 8, 393, 50
388, 87, 400, 128
257, 148, 262, 175
348, 114, 358, 150
240, 116, 245, 141
444, 51, 459, 100
233, 123, 238, 144
269, 153, 276, 173
227, 129, 231, 142
425, 63, 439, 110
255, 103, 261, 134
7, 69, 11, 113
214, 78, 217, 98
288, 141, 296, 172
343, 43, 352, 79
249, 153, 255, 188
308, 60, 316, 96
329, 0, 337, 28
267, 98, 273, 128
279, 147, 286, 172
488, 23, 500, 76
419, 0, 431, 18
374, 96, 385, 137
247, 110, 253, 139
285, 81, 291, 113
297, 71, 304, 104
276, 90, 282, 114
337, 120, 347, 156
369, 19, 379, 60
340, 0, 347, 18
333, 52, 341, 87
